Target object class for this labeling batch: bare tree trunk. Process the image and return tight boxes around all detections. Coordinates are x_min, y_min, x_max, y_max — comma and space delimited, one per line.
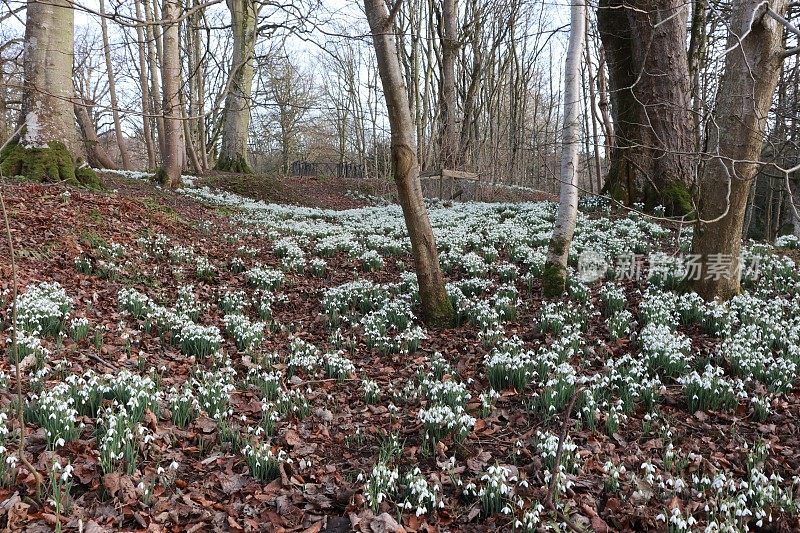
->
99, 0, 132, 170
0, 0, 97, 186
144, 0, 166, 157
586, 17, 603, 194
743, 183, 756, 239
765, 176, 775, 240
364, 0, 454, 326
216, 0, 257, 173
157, 0, 184, 188
581, 52, 594, 193
134, 0, 157, 170
688, 0, 708, 153
191, 0, 209, 170
439, 0, 460, 170
692, 0, 788, 300
543, 0, 585, 296
787, 177, 800, 237
774, 180, 784, 240
74, 101, 117, 169
597, 0, 695, 214
597, 45, 614, 162
180, 88, 202, 174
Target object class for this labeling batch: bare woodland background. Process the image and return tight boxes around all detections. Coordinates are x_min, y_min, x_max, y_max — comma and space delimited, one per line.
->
0, 0, 798, 242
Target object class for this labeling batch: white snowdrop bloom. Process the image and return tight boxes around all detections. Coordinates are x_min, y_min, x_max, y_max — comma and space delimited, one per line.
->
61, 464, 73, 482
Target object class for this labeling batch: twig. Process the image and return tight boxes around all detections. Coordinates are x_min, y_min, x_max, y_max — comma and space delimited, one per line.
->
544, 388, 583, 533
0, 173, 44, 490
87, 352, 119, 370
545, 389, 579, 508
384, 0, 404, 29
555, 508, 585, 533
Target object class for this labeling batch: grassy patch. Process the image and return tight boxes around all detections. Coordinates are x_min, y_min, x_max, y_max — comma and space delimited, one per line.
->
198, 173, 297, 204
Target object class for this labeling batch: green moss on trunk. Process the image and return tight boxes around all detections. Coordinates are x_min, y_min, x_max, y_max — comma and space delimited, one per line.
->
660, 182, 694, 216
0, 141, 100, 187
541, 261, 567, 297
420, 293, 455, 328
603, 168, 694, 217
215, 154, 252, 174
152, 168, 183, 189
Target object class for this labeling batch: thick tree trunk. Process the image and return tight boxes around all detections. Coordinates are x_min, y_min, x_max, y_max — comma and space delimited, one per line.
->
692, 0, 788, 300
157, 0, 184, 188
100, 0, 132, 170
0, 0, 97, 186
74, 101, 117, 170
216, 0, 257, 173
597, 0, 695, 214
542, 0, 585, 296
363, 0, 454, 326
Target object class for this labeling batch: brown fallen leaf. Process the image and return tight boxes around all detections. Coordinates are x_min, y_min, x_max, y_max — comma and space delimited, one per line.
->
102, 472, 137, 503
301, 521, 323, 533
580, 503, 611, 532
370, 512, 405, 533
82, 520, 112, 533
284, 428, 302, 447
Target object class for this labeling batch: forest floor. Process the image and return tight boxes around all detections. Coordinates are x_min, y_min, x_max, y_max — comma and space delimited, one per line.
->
0, 172, 799, 532
197, 172, 558, 210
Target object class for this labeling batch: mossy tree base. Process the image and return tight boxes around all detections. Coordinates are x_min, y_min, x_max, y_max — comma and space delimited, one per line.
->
420, 295, 456, 328
541, 261, 567, 298
604, 172, 694, 217
0, 141, 100, 188
215, 153, 252, 174
152, 168, 182, 189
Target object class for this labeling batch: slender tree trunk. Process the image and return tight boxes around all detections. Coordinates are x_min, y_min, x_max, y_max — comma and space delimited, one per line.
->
597, 45, 614, 162
157, 0, 184, 188
99, 0, 132, 170
144, 0, 166, 158
439, 0, 460, 170
765, 176, 775, 240
688, 0, 708, 153
543, 0, 585, 296
692, 0, 788, 300
743, 183, 756, 239
363, 0, 454, 326
0, 0, 97, 186
597, 0, 695, 214
192, 0, 209, 170
134, 0, 157, 170
581, 53, 594, 193
180, 88, 202, 173
459, 4, 482, 165
74, 101, 117, 169
216, 0, 257, 173
787, 177, 800, 237
774, 181, 784, 240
